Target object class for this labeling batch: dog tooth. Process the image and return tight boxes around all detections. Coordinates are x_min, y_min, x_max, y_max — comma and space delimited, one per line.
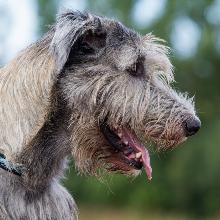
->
124, 141, 128, 145
136, 152, 142, 159
118, 132, 122, 138
130, 153, 135, 159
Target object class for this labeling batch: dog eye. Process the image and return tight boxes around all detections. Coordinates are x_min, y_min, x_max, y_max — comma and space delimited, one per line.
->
80, 42, 95, 54
127, 57, 145, 77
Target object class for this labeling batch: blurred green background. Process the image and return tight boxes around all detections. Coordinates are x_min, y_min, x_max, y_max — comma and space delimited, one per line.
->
1, 0, 220, 219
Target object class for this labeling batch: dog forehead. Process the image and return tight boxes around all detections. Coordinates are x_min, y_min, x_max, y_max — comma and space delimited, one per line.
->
106, 20, 141, 47
101, 20, 143, 69
101, 20, 173, 79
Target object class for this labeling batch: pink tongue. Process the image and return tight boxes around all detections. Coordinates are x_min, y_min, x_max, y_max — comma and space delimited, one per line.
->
122, 128, 152, 181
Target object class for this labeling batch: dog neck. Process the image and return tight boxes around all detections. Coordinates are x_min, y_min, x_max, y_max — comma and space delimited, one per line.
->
18, 88, 73, 192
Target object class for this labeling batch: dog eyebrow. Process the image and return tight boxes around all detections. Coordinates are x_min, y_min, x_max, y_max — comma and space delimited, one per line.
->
126, 56, 145, 77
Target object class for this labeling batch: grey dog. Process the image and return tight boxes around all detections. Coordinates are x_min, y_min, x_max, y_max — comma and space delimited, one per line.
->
0, 10, 200, 219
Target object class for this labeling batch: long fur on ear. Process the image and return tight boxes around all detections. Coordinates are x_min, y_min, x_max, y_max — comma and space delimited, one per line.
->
50, 10, 104, 71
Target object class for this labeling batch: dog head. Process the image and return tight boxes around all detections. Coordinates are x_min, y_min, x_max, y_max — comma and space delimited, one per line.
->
50, 11, 201, 180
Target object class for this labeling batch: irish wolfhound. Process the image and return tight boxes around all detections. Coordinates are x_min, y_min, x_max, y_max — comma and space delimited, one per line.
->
0, 10, 201, 219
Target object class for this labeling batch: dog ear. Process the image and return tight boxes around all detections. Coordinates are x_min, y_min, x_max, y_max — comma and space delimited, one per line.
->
80, 26, 106, 53
50, 10, 106, 71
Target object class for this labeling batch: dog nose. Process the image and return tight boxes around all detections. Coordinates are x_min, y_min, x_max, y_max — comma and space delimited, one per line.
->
184, 117, 201, 136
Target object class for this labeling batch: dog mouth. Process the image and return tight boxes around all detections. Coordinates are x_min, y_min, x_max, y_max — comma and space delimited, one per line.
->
100, 121, 152, 181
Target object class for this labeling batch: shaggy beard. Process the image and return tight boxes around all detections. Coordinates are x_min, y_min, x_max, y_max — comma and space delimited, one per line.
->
69, 103, 190, 177
65, 70, 195, 176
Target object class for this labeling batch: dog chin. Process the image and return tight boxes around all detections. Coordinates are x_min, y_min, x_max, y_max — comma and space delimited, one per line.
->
127, 169, 142, 177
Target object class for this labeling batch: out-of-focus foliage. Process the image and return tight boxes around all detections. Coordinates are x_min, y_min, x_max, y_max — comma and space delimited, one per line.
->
37, 0, 59, 33
8, 0, 220, 218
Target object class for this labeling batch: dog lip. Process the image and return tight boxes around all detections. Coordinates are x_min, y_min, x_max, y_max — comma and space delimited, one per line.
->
100, 121, 142, 170
125, 158, 143, 170
122, 128, 152, 181
100, 121, 124, 151
100, 121, 152, 181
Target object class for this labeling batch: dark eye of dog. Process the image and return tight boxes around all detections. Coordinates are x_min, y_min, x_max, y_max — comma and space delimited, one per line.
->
81, 42, 95, 54
127, 57, 145, 77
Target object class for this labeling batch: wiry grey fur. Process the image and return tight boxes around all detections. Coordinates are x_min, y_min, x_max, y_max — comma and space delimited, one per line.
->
0, 10, 200, 219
